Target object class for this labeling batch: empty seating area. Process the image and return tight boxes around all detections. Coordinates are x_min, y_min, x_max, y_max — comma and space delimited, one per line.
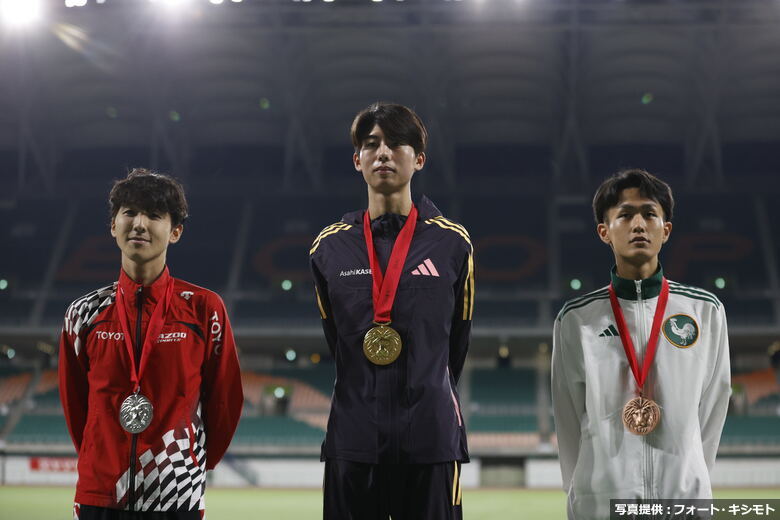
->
0, 362, 778, 453
231, 416, 324, 447
1, 188, 777, 328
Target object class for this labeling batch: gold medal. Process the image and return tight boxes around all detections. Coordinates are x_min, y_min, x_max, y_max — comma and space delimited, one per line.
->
363, 323, 402, 365
622, 396, 660, 435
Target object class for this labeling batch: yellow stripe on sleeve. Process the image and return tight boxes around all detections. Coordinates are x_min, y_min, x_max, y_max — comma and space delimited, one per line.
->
315, 286, 327, 319
434, 216, 470, 238
425, 218, 472, 247
310, 223, 351, 255
464, 250, 475, 320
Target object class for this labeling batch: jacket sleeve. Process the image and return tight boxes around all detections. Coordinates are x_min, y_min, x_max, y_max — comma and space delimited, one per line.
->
551, 314, 586, 491
201, 294, 243, 470
698, 303, 732, 472
58, 306, 90, 453
310, 255, 338, 357
449, 244, 474, 384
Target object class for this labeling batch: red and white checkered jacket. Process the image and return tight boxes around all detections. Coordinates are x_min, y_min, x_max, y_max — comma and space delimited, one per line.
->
58, 267, 243, 513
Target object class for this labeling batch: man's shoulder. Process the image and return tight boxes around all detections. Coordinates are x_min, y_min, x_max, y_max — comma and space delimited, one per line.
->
310, 220, 356, 256
666, 280, 723, 310
66, 283, 117, 314
422, 215, 472, 250
172, 278, 225, 308
64, 283, 117, 335
557, 286, 611, 322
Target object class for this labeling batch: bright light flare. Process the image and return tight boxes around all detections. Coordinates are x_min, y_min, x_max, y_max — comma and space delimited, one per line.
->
1, 0, 44, 28
148, 0, 194, 8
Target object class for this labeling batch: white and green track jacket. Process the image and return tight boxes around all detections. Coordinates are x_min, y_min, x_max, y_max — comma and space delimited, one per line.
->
552, 267, 731, 520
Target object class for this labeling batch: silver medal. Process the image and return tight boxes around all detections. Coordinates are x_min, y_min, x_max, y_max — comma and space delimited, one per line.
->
119, 393, 153, 434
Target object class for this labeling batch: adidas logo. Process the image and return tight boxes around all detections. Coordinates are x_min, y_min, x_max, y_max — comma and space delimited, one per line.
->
599, 325, 620, 337
411, 258, 440, 277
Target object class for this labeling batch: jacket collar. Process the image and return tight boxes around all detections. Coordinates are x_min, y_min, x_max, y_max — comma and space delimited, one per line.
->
610, 264, 664, 300
341, 194, 442, 226
118, 266, 171, 310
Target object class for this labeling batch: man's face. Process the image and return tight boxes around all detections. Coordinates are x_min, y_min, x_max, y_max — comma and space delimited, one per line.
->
353, 124, 425, 195
597, 187, 672, 267
111, 206, 182, 266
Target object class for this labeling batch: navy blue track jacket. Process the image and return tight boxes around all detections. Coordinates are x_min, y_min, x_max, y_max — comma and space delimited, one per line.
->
310, 195, 474, 465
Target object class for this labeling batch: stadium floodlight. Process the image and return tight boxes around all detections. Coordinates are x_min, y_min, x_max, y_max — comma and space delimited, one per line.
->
148, 0, 194, 8
65, 0, 88, 7
1, 0, 44, 28
209, 0, 224, 4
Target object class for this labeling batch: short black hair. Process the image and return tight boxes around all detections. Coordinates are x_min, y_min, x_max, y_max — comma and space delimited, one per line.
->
350, 102, 428, 155
592, 169, 674, 224
109, 168, 189, 227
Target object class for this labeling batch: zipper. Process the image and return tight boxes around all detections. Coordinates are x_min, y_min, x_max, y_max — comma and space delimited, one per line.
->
634, 280, 652, 500
128, 285, 143, 512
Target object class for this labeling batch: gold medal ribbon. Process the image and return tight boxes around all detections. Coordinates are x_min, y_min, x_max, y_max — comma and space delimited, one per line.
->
362, 205, 418, 325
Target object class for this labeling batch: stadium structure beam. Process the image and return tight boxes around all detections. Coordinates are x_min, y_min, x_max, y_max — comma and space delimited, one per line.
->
6, 41, 58, 195
684, 2, 726, 188
415, 31, 456, 192
753, 197, 780, 324
280, 38, 323, 193
552, 0, 588, 187
123, 26, 191, 181
223, 201, 254, 314
28, 202, 78, 327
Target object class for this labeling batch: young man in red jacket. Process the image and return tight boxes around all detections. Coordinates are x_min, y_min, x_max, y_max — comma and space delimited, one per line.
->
59, 169, 243, 519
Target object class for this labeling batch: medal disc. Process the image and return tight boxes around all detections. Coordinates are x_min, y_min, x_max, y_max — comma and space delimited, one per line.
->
622, 396, 660, 435
119, 393, 154, 434
363, 324, 402, 365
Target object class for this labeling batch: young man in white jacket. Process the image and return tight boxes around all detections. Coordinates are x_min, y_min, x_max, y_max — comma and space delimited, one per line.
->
552, 169, 731, 520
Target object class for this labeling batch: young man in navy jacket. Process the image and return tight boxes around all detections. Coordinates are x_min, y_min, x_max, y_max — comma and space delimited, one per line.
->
310, 102, 474, 520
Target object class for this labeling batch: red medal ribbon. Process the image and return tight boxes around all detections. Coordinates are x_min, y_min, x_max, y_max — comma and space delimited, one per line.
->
115, 275, 174, 392
363, 205, 418, 324
608, 277, 669, 394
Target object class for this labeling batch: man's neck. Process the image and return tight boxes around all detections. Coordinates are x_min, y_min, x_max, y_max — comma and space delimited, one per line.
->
122, 256, 166, 286
367, 187, 412, 220
615, 257, 659, 281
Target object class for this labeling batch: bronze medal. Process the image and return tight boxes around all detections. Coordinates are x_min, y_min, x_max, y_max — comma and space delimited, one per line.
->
622, 396, 661, 436
363, 323, 402, 365
119, 392, 154, 434
608, 278, 670, 435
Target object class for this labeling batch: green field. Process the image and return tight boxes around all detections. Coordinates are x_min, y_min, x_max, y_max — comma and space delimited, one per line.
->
1, 487, 778, 519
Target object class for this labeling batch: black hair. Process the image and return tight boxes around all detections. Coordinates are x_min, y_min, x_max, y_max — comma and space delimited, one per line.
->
592, 169, 674, 224
109, 168, 189, 227
350, 102, 428, 155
